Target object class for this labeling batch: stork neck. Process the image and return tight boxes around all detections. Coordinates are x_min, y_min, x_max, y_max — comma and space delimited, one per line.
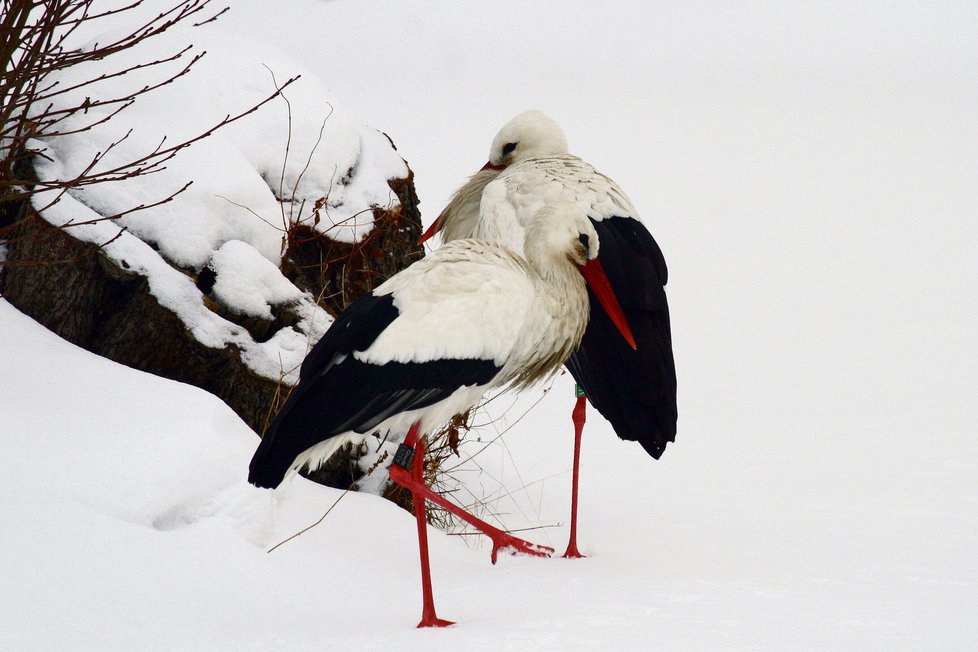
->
504, 256, 588, 390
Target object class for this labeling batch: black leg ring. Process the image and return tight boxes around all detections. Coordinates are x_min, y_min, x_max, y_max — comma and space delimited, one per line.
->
392, 442, 416, 470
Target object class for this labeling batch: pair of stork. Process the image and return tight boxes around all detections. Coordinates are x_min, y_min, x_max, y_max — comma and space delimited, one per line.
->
248, 111, 678, 627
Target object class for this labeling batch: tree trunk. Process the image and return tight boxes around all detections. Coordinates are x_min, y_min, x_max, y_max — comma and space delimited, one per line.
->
0, 169, 423, 437
284, 170, 424, 316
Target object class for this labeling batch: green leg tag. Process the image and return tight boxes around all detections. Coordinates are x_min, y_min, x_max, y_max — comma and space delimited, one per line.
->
574, 383, 587, 398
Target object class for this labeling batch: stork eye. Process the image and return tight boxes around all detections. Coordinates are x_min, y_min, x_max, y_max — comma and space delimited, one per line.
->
501, 142, 517, 157
578, 233, 590, 257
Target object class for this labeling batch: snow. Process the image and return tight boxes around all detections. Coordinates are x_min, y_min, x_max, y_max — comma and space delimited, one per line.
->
36, 20, 407, 261
207, 240, 304, 320
3, 0, 978, 649
31, 187, 328, 382
25, 12, 413, 382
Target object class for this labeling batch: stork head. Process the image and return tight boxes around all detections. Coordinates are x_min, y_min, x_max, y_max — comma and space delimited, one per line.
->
524, 201, 597, 268
484, 110, 569, 170
420, 110, 571, 245
524, 203, 637, 350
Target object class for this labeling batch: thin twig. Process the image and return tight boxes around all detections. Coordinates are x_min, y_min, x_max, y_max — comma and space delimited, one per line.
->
266, 448, 390, 553
266, 489, 351, 554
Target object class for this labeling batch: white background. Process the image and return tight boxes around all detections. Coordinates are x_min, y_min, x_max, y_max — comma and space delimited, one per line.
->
2, 1, 976, 649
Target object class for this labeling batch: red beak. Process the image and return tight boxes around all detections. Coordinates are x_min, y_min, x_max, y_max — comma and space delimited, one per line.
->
482, 160, 505, 171
418, 213, 444, 245
578, 258, 637, 350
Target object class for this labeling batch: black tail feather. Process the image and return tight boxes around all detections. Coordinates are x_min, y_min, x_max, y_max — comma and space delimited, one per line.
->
567, 215, 678, 458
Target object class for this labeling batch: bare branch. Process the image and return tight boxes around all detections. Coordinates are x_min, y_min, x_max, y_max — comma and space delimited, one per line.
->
31, 45, 195, 105
193, 5, 229, 27
289, 104, 333, 213
1, 0, 294, 243
215, 194, 281, 231
54, 180, 193, 227
31, 99, 136, 139
36, 51, 206, 119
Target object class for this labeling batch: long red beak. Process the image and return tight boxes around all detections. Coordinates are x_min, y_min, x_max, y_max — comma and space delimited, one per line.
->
418, 213, 444, 245
578, 258, 637, 350
482, 160, 504, 171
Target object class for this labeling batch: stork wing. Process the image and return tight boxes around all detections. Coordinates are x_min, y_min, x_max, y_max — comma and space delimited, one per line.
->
564, 215, 677, 458
248, 242, 535, 488
492, 155, 640, 226
482, 155, 676, 456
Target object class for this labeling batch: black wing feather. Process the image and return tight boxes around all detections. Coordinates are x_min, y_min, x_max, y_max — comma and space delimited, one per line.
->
565, 216, 678, 458
249, 292, 499, 488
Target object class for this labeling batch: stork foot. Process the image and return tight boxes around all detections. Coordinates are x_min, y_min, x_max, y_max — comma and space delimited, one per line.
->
417, 615, 455, 628
389, 464, 553, 564
561, 542, 586, 559
489, 534, 554, 564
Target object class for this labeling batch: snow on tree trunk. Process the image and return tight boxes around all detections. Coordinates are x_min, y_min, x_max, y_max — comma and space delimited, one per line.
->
0, 15, 429, 496
0, 169, 423, 436
285, 171, 424, 317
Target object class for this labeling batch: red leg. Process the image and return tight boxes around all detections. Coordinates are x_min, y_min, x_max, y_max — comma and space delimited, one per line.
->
390, 431, 552, 565
399, 422, 454, 628
562, 395, 587, 559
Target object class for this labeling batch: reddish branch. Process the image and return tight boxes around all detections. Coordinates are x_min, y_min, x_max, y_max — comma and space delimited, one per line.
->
1, 0, 296, 242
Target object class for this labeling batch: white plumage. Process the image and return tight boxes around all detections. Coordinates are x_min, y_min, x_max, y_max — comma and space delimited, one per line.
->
360, 243, 538, 368
479, 155, 641, 254
249, 198, 636, 627
249, 200, 622, 487
425, 109, 679, 560
426, 111, 642, 252
424, 109, 676, 458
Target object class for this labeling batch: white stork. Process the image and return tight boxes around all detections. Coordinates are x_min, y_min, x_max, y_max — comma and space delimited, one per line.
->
249, 202, 636, 628
421, 110, 678, 558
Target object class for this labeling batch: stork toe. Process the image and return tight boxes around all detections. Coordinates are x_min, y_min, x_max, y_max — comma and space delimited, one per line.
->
489, 535, 554, 564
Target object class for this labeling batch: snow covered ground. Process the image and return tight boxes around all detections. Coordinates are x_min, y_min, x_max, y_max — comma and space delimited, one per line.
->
3, 1, 977, 649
